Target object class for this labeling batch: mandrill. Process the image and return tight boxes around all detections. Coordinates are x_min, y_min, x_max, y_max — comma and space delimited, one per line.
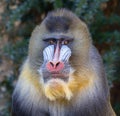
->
12, 9, 116, 116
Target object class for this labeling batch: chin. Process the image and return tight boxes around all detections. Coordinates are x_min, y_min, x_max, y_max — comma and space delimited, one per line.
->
44, 78, 73, 101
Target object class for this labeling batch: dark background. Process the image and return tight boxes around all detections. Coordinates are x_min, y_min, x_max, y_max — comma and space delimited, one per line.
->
0, 0, 120, 115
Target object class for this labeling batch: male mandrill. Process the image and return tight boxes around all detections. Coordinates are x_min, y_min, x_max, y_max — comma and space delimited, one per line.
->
12, 9, 115, 116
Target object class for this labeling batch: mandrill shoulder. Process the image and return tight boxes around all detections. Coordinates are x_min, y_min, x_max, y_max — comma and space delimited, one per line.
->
16, 59, 41, 90
12, 59, 49, 116
89, 45, 109, 91
89, 45, 106, 77
13, 59, 43, 96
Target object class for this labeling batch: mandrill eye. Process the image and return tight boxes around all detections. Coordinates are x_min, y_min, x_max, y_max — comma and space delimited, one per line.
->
62, 40, 69, 45
48, 39, 56, 45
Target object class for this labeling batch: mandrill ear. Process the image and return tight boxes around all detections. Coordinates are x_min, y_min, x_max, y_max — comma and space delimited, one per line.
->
59, 45, 71, 62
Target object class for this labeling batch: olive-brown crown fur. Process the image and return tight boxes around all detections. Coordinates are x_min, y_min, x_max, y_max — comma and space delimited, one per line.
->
28, 9, 92, 70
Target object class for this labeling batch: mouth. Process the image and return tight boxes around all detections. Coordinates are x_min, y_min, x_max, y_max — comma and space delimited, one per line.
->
51, 72, 64, 77
42, 71, 69, 82
39, 65, 70, 83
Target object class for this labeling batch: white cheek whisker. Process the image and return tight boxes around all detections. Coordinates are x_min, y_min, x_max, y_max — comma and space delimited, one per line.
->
65, 56, 69, 62
43, 45, 54, 61
64, 53, 71, 61
46, 49, 51, 60
59, 45, 71, 62
63, 54, 68, 62
43, 51, 47, 61
43, 45, 71, 63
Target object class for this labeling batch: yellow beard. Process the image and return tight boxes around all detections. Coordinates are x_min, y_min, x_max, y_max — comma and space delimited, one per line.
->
43, 69, 91, 101
44, 79, 73, 101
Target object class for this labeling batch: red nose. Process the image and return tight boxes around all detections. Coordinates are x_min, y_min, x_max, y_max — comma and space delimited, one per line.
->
46, 61, 64, 72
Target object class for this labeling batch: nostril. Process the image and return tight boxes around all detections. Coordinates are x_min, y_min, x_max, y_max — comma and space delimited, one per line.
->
56, 62, 60, 67
50, 62, 54, 67
49, 61, 60, 68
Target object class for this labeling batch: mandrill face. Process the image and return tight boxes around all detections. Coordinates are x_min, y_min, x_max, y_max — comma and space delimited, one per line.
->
29, 9, 91, 101
40, 40, 73, 83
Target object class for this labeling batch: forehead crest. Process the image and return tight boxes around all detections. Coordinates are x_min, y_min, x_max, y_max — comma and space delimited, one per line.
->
45, 16, 71, 32
44, 9, 78, 33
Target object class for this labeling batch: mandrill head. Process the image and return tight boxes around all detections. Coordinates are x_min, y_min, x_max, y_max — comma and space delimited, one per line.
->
28, 9, 92, 101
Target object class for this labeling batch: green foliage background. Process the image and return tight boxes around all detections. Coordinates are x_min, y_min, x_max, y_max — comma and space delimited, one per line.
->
0, 0, 120, 115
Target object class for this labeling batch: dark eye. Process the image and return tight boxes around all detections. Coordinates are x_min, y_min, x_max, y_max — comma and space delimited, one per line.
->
43, 39, 56, 45
49, 39, 56, 44
62, 40, 69, 45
